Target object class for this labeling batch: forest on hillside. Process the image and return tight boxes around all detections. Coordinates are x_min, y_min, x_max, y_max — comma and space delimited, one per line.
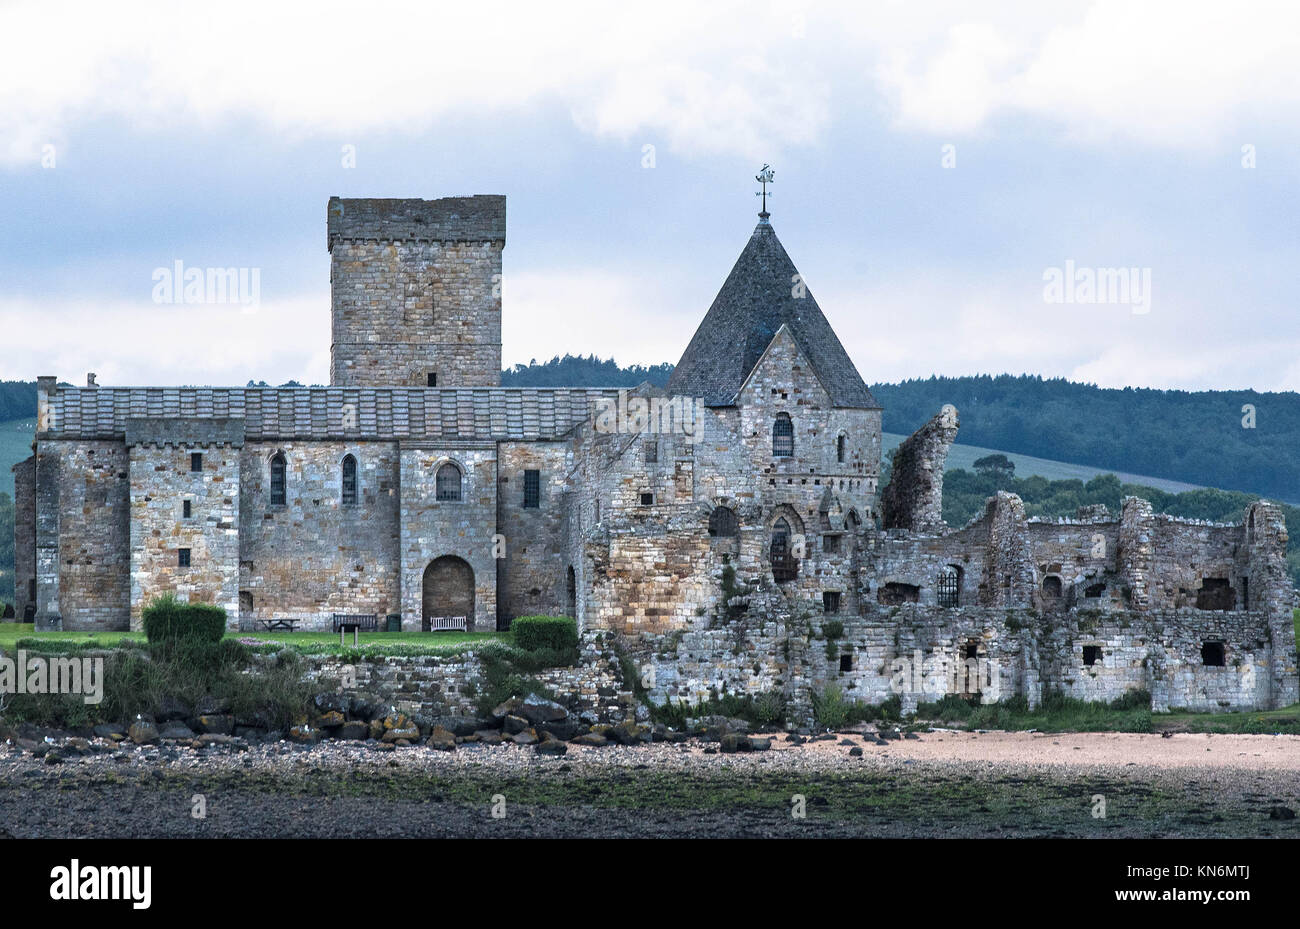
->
0, 381, 36, 422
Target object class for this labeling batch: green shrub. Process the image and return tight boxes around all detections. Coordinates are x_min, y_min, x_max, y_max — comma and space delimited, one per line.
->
822, 619, 844, 639
511, 615, 578, 652
140, 593, 226, 644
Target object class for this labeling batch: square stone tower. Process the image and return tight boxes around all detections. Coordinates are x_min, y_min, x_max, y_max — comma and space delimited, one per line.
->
328, 196, 505, 387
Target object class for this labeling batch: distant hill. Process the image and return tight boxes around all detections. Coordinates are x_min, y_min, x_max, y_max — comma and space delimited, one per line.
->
502, 354, 673, 388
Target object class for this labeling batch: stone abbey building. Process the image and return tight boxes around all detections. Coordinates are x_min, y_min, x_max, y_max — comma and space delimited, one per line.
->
12, 195, 1298, 715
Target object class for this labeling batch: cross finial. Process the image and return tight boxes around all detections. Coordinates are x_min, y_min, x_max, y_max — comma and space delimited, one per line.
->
755, 164, 774, 221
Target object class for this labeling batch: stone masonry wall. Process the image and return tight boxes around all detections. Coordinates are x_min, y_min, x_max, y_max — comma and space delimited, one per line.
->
11, 455, 35, 620
329, 195, 504, 389
239, 441, 401, 629
496, 441, 572, 623
129, 440, 241, 628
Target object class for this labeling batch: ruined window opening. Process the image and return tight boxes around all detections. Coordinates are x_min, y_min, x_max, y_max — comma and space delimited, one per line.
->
1085, 582, 1105, 598
341, 454, 358, 506
190, 452, 203, 473
427, 373, 437, 387
182, 499, 192, 519
964, 642, 979, 660
269, 452, 286, 506
1083, 645, 1101, 666
839, 653, 853, 672
1195, 578, 1235, 611
708, 506, 738, 537
523, 469, 540, 508
822, 534, 841, 554
770, 517, 798, 583
239, 591, 253, 615
937, 565, 962, 607
644, 440, 658, 464
1041, 575, 1062, 598
435, 463, 463, 502
836, 433, 847, 463
1201, 641, 1226, 666
823, 591, 841, 613
878, 582, 920, 605
639, 492, 654, 506
846, 509, 861, 532
1241, 577, 1249, 609
772, 413, 794, 458
566, 565, 576, 616
178, 548, 191, 568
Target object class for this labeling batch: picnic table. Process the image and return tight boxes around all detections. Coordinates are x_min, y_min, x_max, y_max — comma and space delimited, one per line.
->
257, 618, 299, 632
332, 613, 379, 645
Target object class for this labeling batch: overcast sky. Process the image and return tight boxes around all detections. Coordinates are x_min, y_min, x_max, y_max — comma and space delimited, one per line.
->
2, 0, 1298, 391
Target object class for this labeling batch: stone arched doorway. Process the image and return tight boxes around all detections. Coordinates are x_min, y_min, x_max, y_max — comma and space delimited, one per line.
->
422, 556, 475, 631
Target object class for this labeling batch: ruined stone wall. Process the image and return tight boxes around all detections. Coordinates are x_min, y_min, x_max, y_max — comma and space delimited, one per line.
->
880, 406, 957, 532
129, 440, 240, 628
496, 441, 571, 623
239, 441, 402, 629
398, 444, 498, 631
328, 196, 504, 388
298, 632, 632, 722
38, 440, 130, 631
11, 456, 35, 620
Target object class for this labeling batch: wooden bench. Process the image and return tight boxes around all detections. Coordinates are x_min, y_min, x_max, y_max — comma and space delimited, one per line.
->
332, 613, 378, 646
428, 615, 468, 632
256, 618, 300, 632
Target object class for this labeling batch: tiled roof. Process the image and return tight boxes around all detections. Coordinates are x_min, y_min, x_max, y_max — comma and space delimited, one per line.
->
667, 220, 879, 409
43, 386, 619, 442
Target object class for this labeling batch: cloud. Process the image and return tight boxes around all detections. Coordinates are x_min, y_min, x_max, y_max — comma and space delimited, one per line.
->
0, 0, 831, 166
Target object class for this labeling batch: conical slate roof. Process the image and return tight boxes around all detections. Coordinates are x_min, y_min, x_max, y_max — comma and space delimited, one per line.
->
667, 219, 879, 409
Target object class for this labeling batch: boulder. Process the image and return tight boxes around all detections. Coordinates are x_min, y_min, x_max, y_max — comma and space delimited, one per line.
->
719, 733, 751, 753
383, 713, 414, 732
156, 696, 193, 722
538, 719, 579, 741
317, 711, 346, 729
194, 695, 232, 717
337, 721, 369, 741
749, 738, 771, 752
426, 727, 457, 752
93, 724, 126, 741
519, 694, 568, 725
1269, 806, 1297, 820
849, 746, 863, 757
313, 692, 348, 716
536, 736, 568, 756
430, 716, 479, 737
474, 730, 506, 746
491, 697, 523, 721
572, 732, 609, 747
511, 728, 539, 746
196, 715, 235, 736
382, 725, 420, 743
128, 721, 159, 745
503, 715, 530, 735
367, 720, 385, 741
287, 726, 318, 744
159, 722, 197, 741
609, 721, 651, 745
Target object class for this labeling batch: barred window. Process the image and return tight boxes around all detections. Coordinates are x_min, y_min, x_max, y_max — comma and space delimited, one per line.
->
772, 413, 794, 457
190, 452, 203, 472
436, 462, 462, 501
178, 548, 191, 568
342, 455, 358, 506
523, 469, 540, 508
269, 452, 286, 506
937, 565, 962, 607
644, 440, 658, 463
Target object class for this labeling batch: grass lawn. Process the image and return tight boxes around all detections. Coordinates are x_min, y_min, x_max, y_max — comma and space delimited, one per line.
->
0, 623, 507, 656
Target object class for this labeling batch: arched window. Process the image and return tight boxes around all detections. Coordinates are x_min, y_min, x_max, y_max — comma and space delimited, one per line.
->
837, 433, 847, 463
341, 454, 358, 506
708, 506, 738, 538
1042, 575, 1062, 598
937, 565, 962, 607
269, 452, 286, 506
770, 517, 798, 582
846, 509, 861, 532
435, 462, 462, 502
772, 413, 794, 457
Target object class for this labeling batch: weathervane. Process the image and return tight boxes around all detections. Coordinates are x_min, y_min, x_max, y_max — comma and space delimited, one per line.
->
755, 164, 774, 219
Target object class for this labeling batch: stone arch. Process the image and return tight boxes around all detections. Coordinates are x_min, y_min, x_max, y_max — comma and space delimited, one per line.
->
422, 556, 474, 630
768, 506, 804, 583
